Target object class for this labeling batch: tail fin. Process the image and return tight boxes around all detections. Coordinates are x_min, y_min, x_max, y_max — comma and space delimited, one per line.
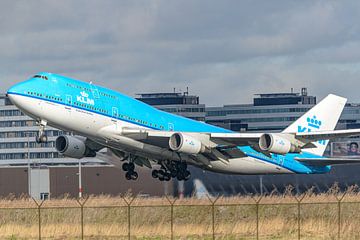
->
282, 94, 347, 156
193, 179, 212, 199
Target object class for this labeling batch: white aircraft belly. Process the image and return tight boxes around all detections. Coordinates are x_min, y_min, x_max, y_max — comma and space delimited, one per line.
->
209, 157, 293, 174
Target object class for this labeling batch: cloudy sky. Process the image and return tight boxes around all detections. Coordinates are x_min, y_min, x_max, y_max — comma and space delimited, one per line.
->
1, 0, 360, 105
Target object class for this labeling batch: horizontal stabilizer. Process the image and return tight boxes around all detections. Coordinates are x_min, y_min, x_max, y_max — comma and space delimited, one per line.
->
295, 157, 360, 166
295, 129, 360, 141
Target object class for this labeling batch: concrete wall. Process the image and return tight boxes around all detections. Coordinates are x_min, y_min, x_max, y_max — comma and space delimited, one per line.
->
0, 166, 173, 198
0, 168, 28, 197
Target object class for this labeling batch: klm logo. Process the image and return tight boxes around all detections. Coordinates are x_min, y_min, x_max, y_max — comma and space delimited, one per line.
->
298, 115, 326, 145
307, 115, 321, 129
77, 91, 95, 106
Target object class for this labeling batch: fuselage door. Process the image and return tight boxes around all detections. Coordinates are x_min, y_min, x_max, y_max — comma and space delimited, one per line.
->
112, 107, 118, 119
66, 95, 72, 105
90, 83, 100, 99
65, 95, 72, 115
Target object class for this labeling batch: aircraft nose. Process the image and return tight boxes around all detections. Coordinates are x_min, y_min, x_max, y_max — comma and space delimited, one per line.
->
7, 86, 18, 105
7, 82, 26, 106
7, 85, 19, 95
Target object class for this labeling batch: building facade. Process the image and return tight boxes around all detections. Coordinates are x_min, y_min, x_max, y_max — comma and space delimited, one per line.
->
206, 88, 317, 132
206, 88, 360, 133
136, 91, 206, 121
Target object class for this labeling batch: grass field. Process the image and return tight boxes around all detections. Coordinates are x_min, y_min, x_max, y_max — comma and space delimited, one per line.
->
1, 187, 360, 239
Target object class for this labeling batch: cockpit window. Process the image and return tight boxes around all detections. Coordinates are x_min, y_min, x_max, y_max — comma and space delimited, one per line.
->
33, 75, 48, 80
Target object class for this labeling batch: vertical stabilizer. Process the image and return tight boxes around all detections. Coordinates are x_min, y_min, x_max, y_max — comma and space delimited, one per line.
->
282, 94, 347, 156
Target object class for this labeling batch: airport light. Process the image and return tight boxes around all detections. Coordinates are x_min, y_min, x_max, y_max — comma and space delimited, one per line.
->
78, 159, 82, 199
27, 132, 31, 197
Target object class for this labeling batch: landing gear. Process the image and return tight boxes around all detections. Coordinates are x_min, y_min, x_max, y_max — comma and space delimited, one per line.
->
122, 161, 138, 181
122, 162, 135, 172
35, 134, 48, 144
125, 170, 138, 180
152, 161, 191, 182
35, 120, 48, 144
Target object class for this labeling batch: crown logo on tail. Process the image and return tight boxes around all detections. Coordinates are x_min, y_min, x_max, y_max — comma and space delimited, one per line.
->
307, 116, 321, 129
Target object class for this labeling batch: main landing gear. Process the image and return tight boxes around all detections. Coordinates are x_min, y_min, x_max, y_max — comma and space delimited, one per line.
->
122, 162, 138, 180
35, 120, 48, 144
152, 161, 191, 182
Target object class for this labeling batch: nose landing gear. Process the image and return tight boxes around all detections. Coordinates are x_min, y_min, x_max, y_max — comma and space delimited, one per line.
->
35, 120, 48, 144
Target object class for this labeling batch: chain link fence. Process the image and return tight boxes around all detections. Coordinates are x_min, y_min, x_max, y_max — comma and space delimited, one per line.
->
1, 191, 360, 239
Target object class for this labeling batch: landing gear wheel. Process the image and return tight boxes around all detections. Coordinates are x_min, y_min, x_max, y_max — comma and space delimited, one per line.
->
122, 163, 129, 171
36, 134, 48, 144
131, 171, 138, 180
176, 175, 184, 181
125, 170, 138, 180
158, 170, 165, 176
152, 170, 159, 178
125, 171, 132, 180
171, 171, 177, 178
35, 135, 41, 144
164, 174, 171, 181
128, 162, 135, 171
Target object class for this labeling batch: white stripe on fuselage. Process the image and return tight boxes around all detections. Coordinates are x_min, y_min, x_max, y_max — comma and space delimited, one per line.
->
9, 93, 292, 174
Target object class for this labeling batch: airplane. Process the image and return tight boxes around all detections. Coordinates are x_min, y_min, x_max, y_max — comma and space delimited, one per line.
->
7, 72, 360, 182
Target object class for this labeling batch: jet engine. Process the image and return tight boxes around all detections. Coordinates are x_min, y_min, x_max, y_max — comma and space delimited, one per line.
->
169, 133, 205, 154
55, 135, 96, 159
259, 133, 300, 155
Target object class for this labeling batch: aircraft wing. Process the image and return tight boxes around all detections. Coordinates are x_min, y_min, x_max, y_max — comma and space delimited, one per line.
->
209, 132, 262, 145
121, 127, 360, 147
99, 126, 360, 167
295, 129, 360, 142
295, 157, 360, 166
121, 127, 262, 146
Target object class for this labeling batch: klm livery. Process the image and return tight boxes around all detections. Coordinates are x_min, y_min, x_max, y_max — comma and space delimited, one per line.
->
7, 73, 360, 181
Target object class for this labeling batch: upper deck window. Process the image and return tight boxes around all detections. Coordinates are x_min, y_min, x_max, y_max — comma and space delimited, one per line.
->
33, 75, 48, 80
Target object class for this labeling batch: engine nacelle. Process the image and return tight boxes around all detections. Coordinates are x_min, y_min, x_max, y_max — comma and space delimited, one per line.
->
55, 135, 96, 159
169, 133, 205, 154
259, 133, 300, 155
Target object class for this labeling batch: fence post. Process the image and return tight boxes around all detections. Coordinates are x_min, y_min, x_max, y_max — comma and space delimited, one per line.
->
251, 195, 263, 240
32, 198, 45, 240
294, 194, 305, 240
207, 195, 220, 240
336, 192, 347, 240
76, 196, 89, 240
123, 196, 136, 240
165, 196, 177, 240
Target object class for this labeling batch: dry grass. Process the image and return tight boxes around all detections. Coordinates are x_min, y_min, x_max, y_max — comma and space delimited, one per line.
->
2, 186, 360, 239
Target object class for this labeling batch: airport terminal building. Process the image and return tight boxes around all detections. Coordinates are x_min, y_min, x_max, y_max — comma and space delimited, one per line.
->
206, 88, 360, 133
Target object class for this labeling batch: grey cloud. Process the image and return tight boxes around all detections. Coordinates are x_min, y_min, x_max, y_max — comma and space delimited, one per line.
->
1, 0, 360, 105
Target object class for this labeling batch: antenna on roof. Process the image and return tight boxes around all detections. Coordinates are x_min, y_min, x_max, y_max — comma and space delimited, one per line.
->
301, 87, 307, 96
